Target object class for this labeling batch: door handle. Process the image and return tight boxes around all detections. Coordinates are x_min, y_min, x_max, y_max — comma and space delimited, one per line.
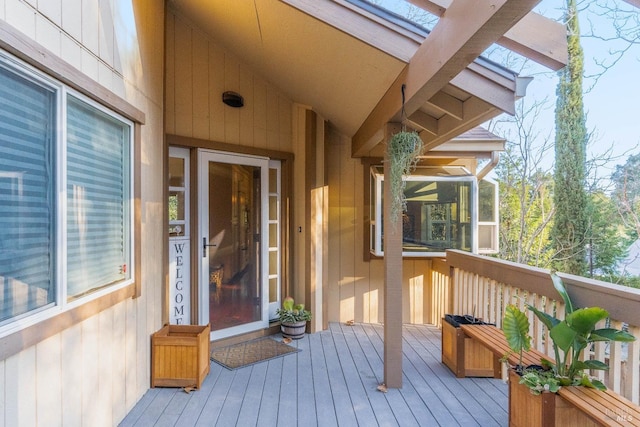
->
203, 237, 217, 257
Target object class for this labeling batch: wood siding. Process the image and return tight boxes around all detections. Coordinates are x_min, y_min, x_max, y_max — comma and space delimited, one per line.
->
325, 124, 434, 325
0, 1, 165, 426
165, 8, 435, 328
165, 11, 293, 152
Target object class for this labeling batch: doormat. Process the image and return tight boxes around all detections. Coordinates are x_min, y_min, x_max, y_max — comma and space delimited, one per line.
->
210, 337, 300, 370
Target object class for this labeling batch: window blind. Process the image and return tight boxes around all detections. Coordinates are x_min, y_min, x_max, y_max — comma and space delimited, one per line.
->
0, 65, 55, 322
66, 95, 130, 298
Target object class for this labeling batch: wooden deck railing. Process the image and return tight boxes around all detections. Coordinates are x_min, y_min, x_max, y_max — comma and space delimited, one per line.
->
443, 249, 640, 404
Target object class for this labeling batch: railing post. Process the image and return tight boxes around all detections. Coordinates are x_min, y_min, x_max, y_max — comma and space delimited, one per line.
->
448, 264, 456, 314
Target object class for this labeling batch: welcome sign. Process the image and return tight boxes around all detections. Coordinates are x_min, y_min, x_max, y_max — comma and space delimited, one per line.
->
169, 238, 190, 324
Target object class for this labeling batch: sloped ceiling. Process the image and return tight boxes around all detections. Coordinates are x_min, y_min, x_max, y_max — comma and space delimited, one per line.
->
168, 0, 407, 138
167, 0, 566, 158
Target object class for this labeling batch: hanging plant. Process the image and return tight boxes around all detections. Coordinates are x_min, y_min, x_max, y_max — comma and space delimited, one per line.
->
388, 130, 423, 223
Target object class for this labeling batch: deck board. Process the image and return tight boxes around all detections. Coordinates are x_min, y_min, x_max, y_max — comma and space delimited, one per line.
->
308, 330, 338, 427
119, 323, 509, 426
235, 362, 267, 426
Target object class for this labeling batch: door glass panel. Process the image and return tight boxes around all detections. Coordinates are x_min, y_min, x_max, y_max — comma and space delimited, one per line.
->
267, 163, 281, 318
207, 162, 262, 332
269, 223, 278, 247
169, 156, 187, 237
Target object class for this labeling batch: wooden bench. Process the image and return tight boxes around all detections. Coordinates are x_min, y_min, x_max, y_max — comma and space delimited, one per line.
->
557, 386, 640, 426
460, 324, 640, 426
459, 324, 549, 375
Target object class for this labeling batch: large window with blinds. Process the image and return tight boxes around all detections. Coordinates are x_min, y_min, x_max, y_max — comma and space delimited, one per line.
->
0, 52, 133, 331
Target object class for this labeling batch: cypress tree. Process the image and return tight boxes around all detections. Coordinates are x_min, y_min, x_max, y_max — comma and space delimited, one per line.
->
552, 0, 589, 275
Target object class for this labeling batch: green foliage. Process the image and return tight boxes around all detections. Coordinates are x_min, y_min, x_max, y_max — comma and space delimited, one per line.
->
612, 153, 640, 239
277, 297, 312, 323
553, 0, 589, 276
502, 273, 635, 393
388, 131, 423, 223
520, 370, 561, 395
503, 304, 532, 368
586, 192, 634, 277
496, 154, 555, 267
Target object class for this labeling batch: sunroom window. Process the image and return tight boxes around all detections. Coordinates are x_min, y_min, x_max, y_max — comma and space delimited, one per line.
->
370, 166, 499, 257
478, 177, 499, 254
0, 52, 133, 330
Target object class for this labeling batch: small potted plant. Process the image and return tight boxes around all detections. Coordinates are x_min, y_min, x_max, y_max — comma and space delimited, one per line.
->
277, 296, 312, 339
503, 273, 635, 425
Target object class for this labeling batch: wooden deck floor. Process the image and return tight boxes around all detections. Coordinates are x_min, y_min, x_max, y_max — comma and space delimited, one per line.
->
120, 323, 508, 426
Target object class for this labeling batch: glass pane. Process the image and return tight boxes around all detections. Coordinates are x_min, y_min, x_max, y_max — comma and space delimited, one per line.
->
269, 250, 277, 275
208, 162, 262, 331
169, 223, 185, 237
66, 95, 131, 298
269, 195, 278, 221
269, 223, 278, 247
269, 168, 277, 193
169, 190, 185, 222
382, 179, 473, 253
479, 179, 496, 222
0, 64, 56, 323
478, 224, 495, 250
169, 157, 185, 187
269, 277, 278, 302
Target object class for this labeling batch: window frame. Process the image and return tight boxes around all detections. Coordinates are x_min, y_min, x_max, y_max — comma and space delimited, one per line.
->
0, 51, 136, 335
0, 25, 144, 360
478, 177, 500, 254
370, 166, 479, 258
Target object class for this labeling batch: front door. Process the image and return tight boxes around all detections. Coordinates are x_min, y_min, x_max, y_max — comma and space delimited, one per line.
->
198, 150, 269, 340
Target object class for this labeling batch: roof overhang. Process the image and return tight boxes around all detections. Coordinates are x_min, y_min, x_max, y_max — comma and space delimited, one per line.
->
168, 0, 567, 158
426, 126, 506, 159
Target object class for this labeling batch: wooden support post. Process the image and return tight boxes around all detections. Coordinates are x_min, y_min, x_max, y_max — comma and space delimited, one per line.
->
383, 123, 403, 388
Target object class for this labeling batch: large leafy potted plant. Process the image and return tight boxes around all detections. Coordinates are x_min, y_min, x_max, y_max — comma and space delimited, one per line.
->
277, 296, 312, 339
503, 273, 635, 426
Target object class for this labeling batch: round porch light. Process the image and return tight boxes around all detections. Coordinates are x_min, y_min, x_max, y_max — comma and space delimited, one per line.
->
222, 91, 244, 108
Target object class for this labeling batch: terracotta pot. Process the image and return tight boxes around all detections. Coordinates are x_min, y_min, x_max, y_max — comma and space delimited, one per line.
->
280, 320, 307, 339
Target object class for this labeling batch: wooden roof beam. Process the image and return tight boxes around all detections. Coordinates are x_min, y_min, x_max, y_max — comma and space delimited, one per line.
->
407, 0, 568, 70
352, 0, 540, 157
451, 69, 516, 115
425, 91, 463, 120
407, 110, 438, 135
421, 97, 501, 151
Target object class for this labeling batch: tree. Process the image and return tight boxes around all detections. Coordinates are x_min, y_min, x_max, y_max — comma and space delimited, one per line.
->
611, 153, 640, 239
586, 191, 633, 280
552, 0, 590, 276
582, 0, 640, 85
492, 98, 556, 267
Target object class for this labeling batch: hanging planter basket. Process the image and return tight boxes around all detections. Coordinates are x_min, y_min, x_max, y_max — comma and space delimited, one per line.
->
388, 130, 423, 223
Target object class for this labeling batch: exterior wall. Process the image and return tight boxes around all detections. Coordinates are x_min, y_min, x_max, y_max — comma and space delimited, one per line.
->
164, 9, 297, 317
325, 124, 434, 325
165, 10, 293, 151
0, 1, 165, 426
164, 8, 435, 330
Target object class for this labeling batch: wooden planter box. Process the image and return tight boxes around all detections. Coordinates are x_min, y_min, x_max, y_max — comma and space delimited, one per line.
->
442, 315, 498, 378
508, 370, 598, 427
151, 324, 210, 389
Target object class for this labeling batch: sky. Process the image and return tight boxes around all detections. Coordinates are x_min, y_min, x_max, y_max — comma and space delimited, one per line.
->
525, 0, 640, 178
